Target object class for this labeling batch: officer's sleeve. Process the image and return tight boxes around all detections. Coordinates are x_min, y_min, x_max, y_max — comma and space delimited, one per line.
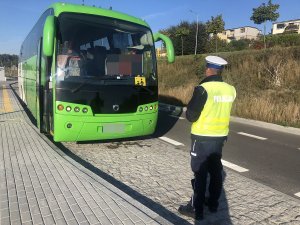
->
186, 86, 208, 122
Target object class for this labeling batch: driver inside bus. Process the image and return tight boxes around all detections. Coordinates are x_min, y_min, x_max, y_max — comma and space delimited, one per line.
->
57, 40, 82, 79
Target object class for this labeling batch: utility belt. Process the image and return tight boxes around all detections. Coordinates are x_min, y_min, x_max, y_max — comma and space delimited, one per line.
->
191, 134, 227, 142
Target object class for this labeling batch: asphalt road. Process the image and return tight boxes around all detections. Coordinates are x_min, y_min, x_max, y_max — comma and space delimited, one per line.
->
155, 109, 300, 199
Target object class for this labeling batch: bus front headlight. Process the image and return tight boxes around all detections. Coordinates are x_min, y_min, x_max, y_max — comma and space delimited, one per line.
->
66, 106, 72, 112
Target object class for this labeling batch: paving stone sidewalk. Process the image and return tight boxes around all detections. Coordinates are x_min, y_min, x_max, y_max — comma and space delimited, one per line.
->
0, 82, 170, 225
64, 136, 300, 224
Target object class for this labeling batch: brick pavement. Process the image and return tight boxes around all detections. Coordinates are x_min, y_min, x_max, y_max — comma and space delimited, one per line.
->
1, 82, 300, 225
0, 82, 170, 225
63, 135, 300, 224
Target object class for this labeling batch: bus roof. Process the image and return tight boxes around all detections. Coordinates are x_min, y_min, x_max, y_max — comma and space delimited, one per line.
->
50, 2, 150, 28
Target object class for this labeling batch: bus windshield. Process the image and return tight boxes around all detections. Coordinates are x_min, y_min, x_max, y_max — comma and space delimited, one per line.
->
56, 13, 156, 85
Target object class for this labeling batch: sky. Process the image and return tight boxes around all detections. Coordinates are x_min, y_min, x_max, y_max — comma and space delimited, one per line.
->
0, 0, 299, 55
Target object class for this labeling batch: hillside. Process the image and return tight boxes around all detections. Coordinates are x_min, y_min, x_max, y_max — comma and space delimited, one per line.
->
158, 46, 300, 128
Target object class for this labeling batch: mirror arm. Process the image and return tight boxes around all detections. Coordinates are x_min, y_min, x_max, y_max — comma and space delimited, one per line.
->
153, 33, 175, 63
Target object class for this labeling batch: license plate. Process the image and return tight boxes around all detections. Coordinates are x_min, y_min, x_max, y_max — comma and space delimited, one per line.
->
103, 124, 125, 133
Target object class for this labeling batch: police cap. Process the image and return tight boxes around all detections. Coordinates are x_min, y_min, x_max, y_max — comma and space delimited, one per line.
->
205, 56, 228, 69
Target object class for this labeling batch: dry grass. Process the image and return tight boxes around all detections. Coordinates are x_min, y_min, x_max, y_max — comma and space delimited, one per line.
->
158, 47, 300, 127
233, 92, 300, 127
159, 82, 195, 105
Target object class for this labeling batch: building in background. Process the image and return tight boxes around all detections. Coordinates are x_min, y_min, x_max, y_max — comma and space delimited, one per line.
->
217, 26, 261, 42
272, 19, 300, 34
0, 67, 6, 81
156, 47, 167, 58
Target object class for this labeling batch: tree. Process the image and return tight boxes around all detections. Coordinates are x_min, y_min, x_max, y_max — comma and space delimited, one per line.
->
0, 54, 18, 67
205, 37, 228, 53
175, 27, 190, 56
160, 21, 208, 56
206, 15, 225, 53
250, 0, 280, 49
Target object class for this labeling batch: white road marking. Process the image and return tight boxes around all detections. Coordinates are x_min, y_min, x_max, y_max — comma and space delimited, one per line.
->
221, 160, 249, 173
298, 148, 300, 150
294, 192, 300, 198
159, 136, 184, 146
237, 132, 267, 140
169, 114, 185, 120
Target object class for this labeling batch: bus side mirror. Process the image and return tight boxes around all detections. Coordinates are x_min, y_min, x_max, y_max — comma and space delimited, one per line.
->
153, 32, 175, 63
43, 16, 55, 57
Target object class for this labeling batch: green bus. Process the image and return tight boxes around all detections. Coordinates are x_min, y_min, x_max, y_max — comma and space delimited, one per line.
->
18, 2, 174, 142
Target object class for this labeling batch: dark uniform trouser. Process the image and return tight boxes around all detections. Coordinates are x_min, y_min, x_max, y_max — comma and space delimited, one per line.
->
190, 136, 226, 213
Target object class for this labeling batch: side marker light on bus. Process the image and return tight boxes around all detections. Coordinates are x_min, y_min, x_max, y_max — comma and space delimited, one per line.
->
67, 123, 72, 129
144, 106, 148, 111
139, 107, 143, 112
57, 104, 64, 111
149, 105, 153, 110
82, 108, 88, 113
74, 107, 80, 112
66, 106, 72, 112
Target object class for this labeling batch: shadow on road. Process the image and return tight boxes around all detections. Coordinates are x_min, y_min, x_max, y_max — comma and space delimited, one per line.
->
52, 140, 192, 225
204, 171, 232, 225
153, 110, 181, 137
181, 171, 232, 225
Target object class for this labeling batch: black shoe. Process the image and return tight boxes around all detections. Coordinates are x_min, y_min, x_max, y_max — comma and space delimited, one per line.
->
178, 203, 205, 220
178, 203, 195, 219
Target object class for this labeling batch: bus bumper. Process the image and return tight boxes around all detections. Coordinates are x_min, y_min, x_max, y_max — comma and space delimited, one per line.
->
53, 113, 157, 142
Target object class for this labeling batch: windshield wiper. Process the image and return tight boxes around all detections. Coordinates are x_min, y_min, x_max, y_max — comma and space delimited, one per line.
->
134, 85, 155, 95
71, 80, 88, 93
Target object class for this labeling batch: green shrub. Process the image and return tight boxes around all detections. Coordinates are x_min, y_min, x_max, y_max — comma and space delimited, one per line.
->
265, 33, 300, 47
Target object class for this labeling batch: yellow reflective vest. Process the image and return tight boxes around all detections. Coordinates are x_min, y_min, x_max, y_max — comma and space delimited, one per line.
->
191, 81, 236, 137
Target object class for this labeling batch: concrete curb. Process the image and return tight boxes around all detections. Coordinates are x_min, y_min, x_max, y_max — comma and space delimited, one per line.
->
230, 116, 300, 136
159, 102, 300, 136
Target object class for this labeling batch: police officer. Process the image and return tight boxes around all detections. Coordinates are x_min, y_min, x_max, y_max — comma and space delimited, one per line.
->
178, 56, 236, 221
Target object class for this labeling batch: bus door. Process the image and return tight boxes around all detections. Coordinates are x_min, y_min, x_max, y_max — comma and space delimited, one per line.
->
36, 39, 42, 130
